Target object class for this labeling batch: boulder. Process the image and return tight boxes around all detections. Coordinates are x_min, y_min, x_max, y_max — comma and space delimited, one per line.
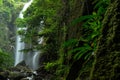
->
8, 72, 26, 80
16, 60, 26, 67
0, 70, 9, 80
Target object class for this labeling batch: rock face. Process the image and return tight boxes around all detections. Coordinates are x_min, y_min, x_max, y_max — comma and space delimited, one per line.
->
35, 65, 52, 80
0, 70, 9, 80
91, 0, 120, 79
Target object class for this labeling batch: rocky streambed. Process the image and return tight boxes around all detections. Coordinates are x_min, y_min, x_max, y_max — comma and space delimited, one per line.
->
0, 61, 54, 80
0, 61, 43, 80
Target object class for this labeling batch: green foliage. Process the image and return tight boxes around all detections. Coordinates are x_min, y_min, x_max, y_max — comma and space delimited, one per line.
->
0, 0, 3, 5
15, 18, 27, 28
44, 60, 69, 80
0, 49, 13, 68
71, 15, 93, 26
62, 39, 78, 48
38, 27, 53, 37
18, 0, 62, 57
93, 0, 110, 9
45, 62, 58, 71
73, 44, 92, 60
0, 0, 14, 53
63, 0, 110, 62
63, 13, 100, 61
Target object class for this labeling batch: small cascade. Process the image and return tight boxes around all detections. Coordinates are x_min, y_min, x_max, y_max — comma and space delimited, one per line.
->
19, 0, 33, 19
32, 51, 40, 70
32, 37, 43, 70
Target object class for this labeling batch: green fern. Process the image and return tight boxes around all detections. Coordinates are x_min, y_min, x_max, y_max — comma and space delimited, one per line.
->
65, 0, 110, 61
73, 44, 92, 60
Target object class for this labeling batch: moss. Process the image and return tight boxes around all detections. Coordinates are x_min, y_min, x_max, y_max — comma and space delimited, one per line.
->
91, 0, 120, 79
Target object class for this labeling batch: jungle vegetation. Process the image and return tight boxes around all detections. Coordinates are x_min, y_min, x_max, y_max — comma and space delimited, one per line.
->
1, 0, 120, 80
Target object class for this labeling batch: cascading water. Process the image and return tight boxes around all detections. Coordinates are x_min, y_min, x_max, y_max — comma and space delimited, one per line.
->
15, 0, 41, 70
19, 0, 33, 19
15, 28, 25, 66
15, 0, 33, 66
32, 37, 43, 69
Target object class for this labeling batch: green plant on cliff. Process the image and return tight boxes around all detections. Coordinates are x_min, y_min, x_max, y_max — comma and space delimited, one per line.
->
58, 0, 110, 79
42, 0, 110, 79
66, 0, 110, 61
65, 12, 101, 63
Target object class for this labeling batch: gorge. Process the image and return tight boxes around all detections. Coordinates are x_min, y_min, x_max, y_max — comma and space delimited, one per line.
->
0, 0, 120, 80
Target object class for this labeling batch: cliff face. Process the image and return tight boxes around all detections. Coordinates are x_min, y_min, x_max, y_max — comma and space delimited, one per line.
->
0, 1, 15, 53
53, 0, 120, 79
61, 0, 94, 80
0, 0, 25, 53
0, 0, 28, 68
91, 0, 120, 79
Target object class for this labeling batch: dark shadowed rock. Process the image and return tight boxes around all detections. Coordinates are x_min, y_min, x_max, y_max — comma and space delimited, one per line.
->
0, 71, 9, 80
8, 72, 26, 80
16, 60, 26, 67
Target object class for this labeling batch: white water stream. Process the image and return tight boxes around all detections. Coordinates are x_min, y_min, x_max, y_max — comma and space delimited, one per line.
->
15, 0, 41, 70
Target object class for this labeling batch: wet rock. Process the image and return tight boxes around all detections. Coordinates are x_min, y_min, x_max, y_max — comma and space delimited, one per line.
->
0, 63, 43, 80
21, 76, 34, 80
35, 65, 53, 80
0, 68, 3, 72
8, 72, 27, 80
21, 78, 29, 80
0, 70, 9, 80
0, 66, 36, 80
0, 72, 8, 80
16, 60, 26, 67
9, 65, 32, 73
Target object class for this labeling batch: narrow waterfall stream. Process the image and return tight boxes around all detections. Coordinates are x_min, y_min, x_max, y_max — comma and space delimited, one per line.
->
15, 0, 41, 70
15, 28, 25, 66
32, 37, 43, 69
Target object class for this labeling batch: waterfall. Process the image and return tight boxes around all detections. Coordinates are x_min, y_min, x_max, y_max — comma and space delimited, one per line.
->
14, 0, 33, 66
15, 0, 41, 70
15, 0, 33, 66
